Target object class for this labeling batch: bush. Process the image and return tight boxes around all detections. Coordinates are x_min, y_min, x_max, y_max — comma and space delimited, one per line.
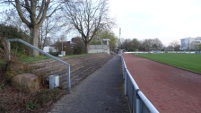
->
49, 51, 60, 56
0, 24, 30, 55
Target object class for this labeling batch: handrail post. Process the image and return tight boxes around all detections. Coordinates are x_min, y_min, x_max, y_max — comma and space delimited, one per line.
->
124, 68, 128, 96
121, 56, 125, 80
121, 55, 128, 96
136, 91, 141, 113
68, 65, 71, 92
6, 40, 11, 61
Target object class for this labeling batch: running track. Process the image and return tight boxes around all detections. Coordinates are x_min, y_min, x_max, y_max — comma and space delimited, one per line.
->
123, 53, 201, 113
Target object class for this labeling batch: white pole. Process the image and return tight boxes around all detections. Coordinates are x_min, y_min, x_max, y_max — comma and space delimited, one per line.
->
62, 41, 63, 51
119, 28, 121, 48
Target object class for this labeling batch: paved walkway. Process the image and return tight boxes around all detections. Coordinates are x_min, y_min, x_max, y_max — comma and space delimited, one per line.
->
48, 55, 129, 113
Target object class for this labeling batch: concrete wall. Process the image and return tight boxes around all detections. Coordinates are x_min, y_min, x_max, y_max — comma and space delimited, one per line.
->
88, 45, 110, 54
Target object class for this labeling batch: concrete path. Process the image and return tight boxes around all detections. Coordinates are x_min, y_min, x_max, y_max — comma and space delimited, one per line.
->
48, 55, 129, 113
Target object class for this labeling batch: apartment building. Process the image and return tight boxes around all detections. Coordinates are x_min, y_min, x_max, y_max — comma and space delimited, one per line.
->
180, 37, 201, 50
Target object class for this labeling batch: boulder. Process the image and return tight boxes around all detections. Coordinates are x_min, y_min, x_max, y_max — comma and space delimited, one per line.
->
11, 73, 41, 92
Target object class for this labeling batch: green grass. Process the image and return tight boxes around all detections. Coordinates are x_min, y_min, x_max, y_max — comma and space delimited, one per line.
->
0, 55, 49, 63
19, 55, 49, 62
136, 53, 201, 74
19, 53, 88, 63
0, 60, 5, 64
64, 53, 88, 58
0, 60, 6, 67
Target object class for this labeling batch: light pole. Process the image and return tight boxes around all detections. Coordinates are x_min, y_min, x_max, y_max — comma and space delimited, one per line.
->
62, 40, 63, 51
119, 27, 121, 49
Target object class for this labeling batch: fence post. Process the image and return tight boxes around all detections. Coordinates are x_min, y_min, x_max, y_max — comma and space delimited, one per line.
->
124, 70, 128, 96
136, 90, 141, 113
123, 64, 125, 79
67, 65, 71, 92
6, 40, 11, 61
121, 56, 125, 80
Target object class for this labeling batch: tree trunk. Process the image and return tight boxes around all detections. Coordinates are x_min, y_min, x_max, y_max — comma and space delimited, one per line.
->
30, 27, 39, 56
85, 43, 89, 53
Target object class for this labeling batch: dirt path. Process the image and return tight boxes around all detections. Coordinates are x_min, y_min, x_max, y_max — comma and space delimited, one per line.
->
123, 53, 201, 113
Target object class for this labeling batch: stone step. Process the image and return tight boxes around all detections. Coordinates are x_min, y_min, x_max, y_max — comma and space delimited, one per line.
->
27, 53, 113, 89
60, 57, 111, 88
61, 66, 96, 88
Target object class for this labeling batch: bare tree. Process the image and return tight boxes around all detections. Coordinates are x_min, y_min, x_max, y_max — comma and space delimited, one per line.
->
72, 37, 86, 54
198, 44, 201, 52
90, 29, 118, 51
3, 0, 61, 56
39, 18, 51, 50
132, 38, 140, 51
0, 9, 29, 34
121, 39, 133, 51
152, 38, 163, 50
142, 39, 153, 52
62, 0, 114, 53
121, 38, 140, 51
169, 40, 180, 51
38, 17, 60, 50
140, 38, 163, 51
190, 41, 201, 51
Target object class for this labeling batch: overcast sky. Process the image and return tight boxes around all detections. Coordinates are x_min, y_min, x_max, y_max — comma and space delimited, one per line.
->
1, 1, 201, 46
109, 0, 201, 46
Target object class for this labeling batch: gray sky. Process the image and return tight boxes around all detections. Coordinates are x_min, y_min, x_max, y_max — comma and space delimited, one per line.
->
109, 0, 201, 46
1, 0, 201, 46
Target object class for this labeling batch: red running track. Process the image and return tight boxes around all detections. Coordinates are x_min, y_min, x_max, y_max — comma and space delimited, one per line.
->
123, 53, 201, 113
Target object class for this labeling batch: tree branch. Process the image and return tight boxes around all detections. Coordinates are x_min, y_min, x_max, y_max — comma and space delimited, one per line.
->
36, 0, 45, 20
15, 0, 30, 27
38, 0, 50, 27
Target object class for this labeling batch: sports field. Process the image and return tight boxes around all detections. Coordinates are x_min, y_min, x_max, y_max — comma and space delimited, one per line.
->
137, 53, 201, 74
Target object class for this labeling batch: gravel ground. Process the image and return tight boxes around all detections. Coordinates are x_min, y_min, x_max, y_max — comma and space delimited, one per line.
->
123, 53, 201, 113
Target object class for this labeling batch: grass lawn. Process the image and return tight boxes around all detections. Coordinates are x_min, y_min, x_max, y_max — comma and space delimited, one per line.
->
137, 53, 201, 74
19, 53, 88, 63
19, 55, 49, 62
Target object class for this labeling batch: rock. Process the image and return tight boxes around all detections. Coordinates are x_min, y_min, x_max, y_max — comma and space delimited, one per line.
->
11, 73, 41, 92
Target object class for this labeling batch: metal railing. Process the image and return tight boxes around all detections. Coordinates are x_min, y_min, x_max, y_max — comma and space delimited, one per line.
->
121, 54, 159, 113
6, 39, 71, 91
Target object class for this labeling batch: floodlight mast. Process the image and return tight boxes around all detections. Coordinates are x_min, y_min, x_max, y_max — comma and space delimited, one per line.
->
119, 27, 121, 49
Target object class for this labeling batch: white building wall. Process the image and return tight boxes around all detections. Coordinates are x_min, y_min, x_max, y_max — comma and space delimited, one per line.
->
181, 37, 201, 50
43, 46, 57, 53
43, 46, 50, 53
181, 38, 194, 50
